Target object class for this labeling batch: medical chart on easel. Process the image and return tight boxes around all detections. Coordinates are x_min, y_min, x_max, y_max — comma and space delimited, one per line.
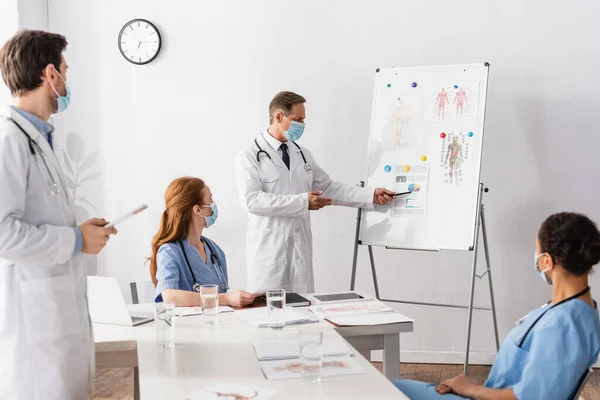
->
360, 64, 489, 250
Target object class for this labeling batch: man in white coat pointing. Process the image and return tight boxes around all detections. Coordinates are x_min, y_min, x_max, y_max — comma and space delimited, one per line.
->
0, 30, 116, 399
235, 91, 394, 294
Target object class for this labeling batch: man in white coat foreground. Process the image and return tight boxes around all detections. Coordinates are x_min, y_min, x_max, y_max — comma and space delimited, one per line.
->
0, 30, 116, 399
235, 91, 394, 294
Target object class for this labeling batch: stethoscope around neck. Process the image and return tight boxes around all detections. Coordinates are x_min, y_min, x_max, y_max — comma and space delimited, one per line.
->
254, 137, 312, 172
7, 117, 65, 197
515, 286, 593, 347
178, 240, 229, 292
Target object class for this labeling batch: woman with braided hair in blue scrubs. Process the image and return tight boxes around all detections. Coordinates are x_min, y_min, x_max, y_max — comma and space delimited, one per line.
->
395, 212, 600, 400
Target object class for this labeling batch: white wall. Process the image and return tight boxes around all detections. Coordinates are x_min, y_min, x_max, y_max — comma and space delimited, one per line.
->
0, 0, 19, 105
47, 0, 600, 363
0, 0, 48, 106
18, 0, 48, 30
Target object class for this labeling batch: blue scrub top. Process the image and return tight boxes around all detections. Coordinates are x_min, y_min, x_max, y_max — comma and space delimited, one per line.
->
394, 299, 600, 400
154, 237, 228, 302
485, 299, 600, 399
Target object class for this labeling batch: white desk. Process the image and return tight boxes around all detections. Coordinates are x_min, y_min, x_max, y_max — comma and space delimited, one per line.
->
124, 297, 414, 381
299, 295, 413, 381
95, 306, 411, 399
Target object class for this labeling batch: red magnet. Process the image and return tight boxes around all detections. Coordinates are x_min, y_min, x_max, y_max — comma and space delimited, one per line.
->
440, 132, 446, 139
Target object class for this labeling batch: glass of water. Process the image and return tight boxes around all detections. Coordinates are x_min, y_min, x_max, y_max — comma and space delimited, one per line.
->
200, 284, 219, 322
299, 331, 323, 382
266, 289, 286, 328
154, 302, 175, 348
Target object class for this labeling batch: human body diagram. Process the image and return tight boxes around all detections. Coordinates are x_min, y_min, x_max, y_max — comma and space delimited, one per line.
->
453, 87, 467, 117
445, 136, 464, 184
391, 97, 409, 146
435, 88, 450, 120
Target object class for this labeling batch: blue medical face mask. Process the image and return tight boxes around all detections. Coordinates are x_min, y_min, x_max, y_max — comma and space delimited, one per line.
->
49, 70, 71, 113
201, 202, 218, 228
535, 252, 553, 285
283, 119, 305, 142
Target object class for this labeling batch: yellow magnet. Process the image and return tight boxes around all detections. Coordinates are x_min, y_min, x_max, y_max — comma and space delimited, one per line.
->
403, 165, 411, 172
421, 155, 427, 162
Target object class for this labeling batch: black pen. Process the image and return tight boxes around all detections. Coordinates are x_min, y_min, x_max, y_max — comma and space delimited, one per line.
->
392, 191, 412, 197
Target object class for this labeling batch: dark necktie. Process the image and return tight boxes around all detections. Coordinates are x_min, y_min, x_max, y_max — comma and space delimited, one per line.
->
280, 143, 290, 170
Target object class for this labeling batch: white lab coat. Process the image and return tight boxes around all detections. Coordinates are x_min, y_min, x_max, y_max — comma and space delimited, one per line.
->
0, 108, 93, 400
235, 132, 374, 294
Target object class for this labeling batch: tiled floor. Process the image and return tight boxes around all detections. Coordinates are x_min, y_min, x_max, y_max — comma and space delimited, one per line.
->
90, 363, 600, 399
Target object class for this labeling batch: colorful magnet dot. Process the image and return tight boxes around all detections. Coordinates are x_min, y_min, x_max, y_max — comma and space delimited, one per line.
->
411, 82, 417, 88
421, 155, 427, 162
403, 165, 411, 172
440, 132, 446, 139
386, 83, 391, 88
454, 85, 458, 89
384, 165, 391, 172
467, 131, 473, 137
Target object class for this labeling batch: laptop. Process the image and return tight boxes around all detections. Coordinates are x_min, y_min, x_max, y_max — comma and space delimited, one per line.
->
87, 276, 154, 326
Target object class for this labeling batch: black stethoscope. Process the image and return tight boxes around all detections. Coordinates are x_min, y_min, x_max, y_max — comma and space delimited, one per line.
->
179, 240, 229, 292
516, 286, 592, 347
8, 117, 64, 197
254, 137, 312, 172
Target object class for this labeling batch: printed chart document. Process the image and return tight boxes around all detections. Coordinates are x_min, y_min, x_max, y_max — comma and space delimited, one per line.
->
253, 337, 353, 361
259, 355, 365, 380
174, 306, 233, 317
235, 307, 318, 327
184, 382, 277, 400
308, 300, 394, 319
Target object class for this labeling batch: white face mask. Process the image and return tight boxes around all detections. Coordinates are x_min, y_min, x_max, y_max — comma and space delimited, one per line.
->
535, 252, 553, 285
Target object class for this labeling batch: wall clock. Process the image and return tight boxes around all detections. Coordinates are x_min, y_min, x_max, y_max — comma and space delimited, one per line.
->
118, 19, 162, 65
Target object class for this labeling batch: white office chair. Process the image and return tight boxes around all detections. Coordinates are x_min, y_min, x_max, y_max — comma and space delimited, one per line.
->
129, 281, 156, 304
570, 368, 593, 400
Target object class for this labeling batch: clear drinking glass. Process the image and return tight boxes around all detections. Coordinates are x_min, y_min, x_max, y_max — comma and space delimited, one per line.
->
200, 284, 219, 323
266, 289, 286, 328
299, 331, 323, 382
154, 302, 175, 348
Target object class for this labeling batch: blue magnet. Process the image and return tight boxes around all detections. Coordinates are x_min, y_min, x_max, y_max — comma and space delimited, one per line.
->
411, 82, 417, 88
454, 85, 458, 89
384, 165, 391, 172
467, 131, 473, 137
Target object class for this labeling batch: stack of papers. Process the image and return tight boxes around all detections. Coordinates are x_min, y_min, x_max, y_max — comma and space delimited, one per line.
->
184, 382, 277, 399
174, 306, 234, 317
308, 300, 415, 326
326, 313, 414, 327
235, 307, 318, 327
253, 337, 353, 361
259, 356, 365, 380
308, 300, 394, 319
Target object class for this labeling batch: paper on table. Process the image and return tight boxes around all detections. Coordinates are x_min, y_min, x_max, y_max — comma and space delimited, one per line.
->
326, 312, 415, 327
174, 306, 234, 317
308, 300, 394, 319
254, 337, 353, 361
235, 306, 318, 327
259, 355, 365, 380
184, 382, 277, 399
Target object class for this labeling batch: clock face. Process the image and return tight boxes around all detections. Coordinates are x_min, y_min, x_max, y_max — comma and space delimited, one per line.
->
118, 19, 161, 65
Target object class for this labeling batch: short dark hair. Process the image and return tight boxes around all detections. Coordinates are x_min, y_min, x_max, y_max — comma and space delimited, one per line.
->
538, 212, 600, 275
0, 30, 67, 96
269, 91, 306, 123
